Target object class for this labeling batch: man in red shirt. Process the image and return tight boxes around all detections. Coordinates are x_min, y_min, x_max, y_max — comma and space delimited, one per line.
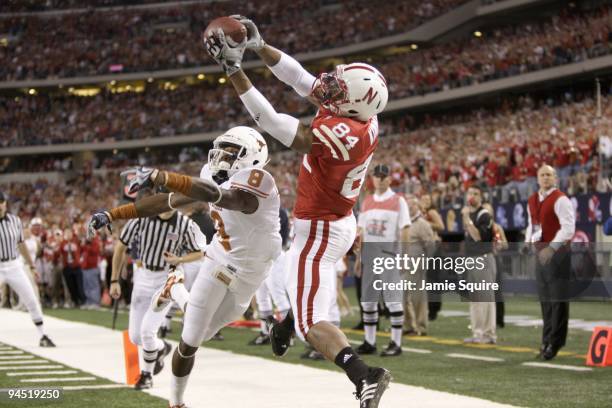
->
80, 235, 101, 308
60, 228, 84, 307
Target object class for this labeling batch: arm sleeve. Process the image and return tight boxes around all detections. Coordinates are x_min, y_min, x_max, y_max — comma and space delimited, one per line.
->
268, 51, 316, 98
239, 87, 300, 147
550, 196, 576, 249
119, 219, 139, 246
279, 208, 290, 246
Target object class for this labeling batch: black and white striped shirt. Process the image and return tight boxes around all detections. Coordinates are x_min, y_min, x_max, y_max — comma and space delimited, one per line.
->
0, 214, 24, 261
119, 213, 205, 271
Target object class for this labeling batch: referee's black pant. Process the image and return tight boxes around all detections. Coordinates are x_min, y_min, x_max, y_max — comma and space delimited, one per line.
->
63, 266, 85, 306
536, 248, 570, 351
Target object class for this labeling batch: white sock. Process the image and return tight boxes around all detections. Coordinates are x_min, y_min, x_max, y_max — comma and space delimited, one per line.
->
170, 374, 190, 406
389, 310, 404, 346
259, 310, 272, 334
170, 283, 190, 312
142, 348, 157, 374
364, 324, 377, 345
391, 327, 402, 346
34, 322, 45, 337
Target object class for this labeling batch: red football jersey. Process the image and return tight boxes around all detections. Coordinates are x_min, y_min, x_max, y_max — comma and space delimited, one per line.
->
293, 108, 379, 221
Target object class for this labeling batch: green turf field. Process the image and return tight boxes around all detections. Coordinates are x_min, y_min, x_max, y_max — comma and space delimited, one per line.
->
36, 294, 612, 408
0, 342, 163, 407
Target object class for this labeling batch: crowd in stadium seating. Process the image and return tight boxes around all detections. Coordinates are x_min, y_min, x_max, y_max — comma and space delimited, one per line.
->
2, 91, 608, 221
2, 3, 610, 148
0, 0, 462, 81
380, 4, 612, 97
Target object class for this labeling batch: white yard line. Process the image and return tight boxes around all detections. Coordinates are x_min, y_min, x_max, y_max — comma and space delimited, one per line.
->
20, 377, 97, 383
0, 360, 48, 365
522, 362, 593, 372
0, 365, 63, 370
0, 355, 33, 360
348, 339, 433, 354
8, 370, 78, 376
447, 353, 505, 362
0, 347, 15, 350
0, 350, 24, 355
0, 309, 519, 408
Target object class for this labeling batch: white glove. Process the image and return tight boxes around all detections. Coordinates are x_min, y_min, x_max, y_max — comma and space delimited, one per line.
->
204, 28, 247, 76
230, 15, 265, 51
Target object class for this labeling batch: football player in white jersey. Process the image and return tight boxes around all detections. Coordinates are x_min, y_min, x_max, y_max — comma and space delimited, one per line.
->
89, 126, 281, 408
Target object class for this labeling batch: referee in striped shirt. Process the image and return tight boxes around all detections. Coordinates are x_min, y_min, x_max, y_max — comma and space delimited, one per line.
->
0, 191, 55, 347
109, 188, 205, 390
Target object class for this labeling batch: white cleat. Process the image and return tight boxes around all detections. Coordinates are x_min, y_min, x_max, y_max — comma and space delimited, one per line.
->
151, 270, 185, 312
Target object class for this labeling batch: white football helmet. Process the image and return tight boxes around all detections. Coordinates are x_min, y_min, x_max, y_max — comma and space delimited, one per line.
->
208, 126, 268, 180
312, 62, 388, 121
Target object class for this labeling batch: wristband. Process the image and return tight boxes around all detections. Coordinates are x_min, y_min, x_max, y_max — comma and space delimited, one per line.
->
110, 279, 119, 284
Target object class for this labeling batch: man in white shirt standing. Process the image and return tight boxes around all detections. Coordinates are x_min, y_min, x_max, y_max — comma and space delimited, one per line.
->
356, 164, 410, 357
525, 165, 575, 360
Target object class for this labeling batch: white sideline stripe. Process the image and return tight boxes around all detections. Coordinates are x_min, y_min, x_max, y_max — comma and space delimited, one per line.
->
447, 353, 505, 362
0, 365, 63, 370
0, 360, 48, 365
8, 370, 78, 376
522, 362, 593, 372
0, 350, 24, 354
348, 339, 432, 354
0, 355, 34, 360
20, 376, 97, 383
0, 309, 520, 408
62, 384, 128, 391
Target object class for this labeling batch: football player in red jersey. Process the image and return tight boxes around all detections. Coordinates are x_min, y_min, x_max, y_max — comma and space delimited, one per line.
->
205, 17, 389, 408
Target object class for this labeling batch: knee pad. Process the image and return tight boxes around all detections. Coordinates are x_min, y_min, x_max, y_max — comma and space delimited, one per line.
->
361, 302, 377, 312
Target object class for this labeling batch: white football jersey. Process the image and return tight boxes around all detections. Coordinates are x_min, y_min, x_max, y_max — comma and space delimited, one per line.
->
200, 164, 282, 283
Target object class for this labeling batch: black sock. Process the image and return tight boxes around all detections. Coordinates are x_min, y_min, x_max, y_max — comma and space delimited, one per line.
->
334, 346, 370, 386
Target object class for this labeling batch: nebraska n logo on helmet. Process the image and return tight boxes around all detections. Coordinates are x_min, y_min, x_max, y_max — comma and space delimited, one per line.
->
311, 62, 388, 122
208, 126, 269, 183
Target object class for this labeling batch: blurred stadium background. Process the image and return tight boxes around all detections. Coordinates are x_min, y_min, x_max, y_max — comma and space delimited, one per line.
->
0, 0, 611, 407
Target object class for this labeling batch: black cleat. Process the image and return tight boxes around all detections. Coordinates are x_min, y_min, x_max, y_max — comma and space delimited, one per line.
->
153, 340, 172, 375
380, 341, 402, 357
249, 332, 271, 346
270, 313, 294, 357
39, 335, 56, 347
134, 371, 153, 390
211, 331, 224, 341
356, 341, 377, 355
355, 368, 392, 408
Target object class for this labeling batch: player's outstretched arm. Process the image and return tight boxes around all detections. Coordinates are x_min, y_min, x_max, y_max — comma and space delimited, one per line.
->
129, 169, 259, 214
228, 70, 314, 154
233, 16, 317, 102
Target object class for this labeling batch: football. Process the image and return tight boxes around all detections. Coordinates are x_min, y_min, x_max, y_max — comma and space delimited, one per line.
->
203, 16, 247, 47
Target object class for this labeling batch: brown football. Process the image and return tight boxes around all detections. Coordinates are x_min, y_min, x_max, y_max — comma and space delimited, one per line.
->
203, 16, 247, 47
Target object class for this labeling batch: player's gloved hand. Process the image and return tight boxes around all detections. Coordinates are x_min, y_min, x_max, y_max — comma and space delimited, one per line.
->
122, 166, 159, 195
204, 28, 246, 76
88, 211, 112, 238
230, 15, 265, 51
